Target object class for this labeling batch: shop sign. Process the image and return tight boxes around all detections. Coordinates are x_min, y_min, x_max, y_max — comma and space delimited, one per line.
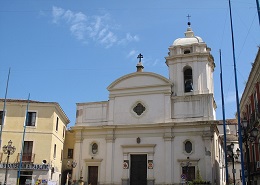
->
0, 163, 50, 170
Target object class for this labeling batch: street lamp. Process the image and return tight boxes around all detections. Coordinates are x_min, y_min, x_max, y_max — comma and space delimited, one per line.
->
227, 142, 240, 185
2, 140, 16, 185
241, 119, 259, 185
67, 160, 77, 185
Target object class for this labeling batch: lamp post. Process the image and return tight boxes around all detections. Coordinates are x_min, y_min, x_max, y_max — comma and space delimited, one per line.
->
241, 120, 259, 185
227, 142, 240, 185
67, 160, 77, 185
2, 140, 16, 185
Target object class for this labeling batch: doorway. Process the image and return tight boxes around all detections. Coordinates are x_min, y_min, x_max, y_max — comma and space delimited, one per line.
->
88, 166, 98, 185
130, 154, 147, 185
19, 171, 33, 185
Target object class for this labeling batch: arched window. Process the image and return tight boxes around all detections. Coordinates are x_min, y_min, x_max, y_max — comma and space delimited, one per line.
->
184, 67, 193, 93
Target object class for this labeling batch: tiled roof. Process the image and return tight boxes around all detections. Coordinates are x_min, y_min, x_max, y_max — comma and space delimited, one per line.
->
217, 119, 237, 125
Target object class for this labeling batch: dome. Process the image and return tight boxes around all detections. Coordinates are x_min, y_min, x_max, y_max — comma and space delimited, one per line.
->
172, 27, 203, 46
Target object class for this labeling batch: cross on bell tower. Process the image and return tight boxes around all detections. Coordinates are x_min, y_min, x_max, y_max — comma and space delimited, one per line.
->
187, 14, 191, 27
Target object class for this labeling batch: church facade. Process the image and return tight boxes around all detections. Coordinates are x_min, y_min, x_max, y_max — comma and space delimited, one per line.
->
72, 25, 221, 185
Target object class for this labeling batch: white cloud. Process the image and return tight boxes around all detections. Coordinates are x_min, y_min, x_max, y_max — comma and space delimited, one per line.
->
127, 50, 138, 58
70, 23, 87, 40
118, 33, 139, 45
52, 6, 65, 24
51, 6, 138, 48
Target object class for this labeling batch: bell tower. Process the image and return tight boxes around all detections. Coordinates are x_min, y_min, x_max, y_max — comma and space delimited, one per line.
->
165, 22, 216, 121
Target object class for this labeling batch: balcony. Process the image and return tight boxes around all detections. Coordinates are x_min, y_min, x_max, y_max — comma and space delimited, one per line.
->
16, 153, 35, 163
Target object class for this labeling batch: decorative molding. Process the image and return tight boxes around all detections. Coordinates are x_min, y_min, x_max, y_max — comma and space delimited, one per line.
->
84, 159, 103, 163
121, 144, 156, 148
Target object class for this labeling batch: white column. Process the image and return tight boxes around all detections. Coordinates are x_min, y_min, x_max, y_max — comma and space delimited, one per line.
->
105, 130, 115, 184
202, 132, 213, 182
73, 138, 82, 181
122, 153, 129, 179
164, 131, 173, 184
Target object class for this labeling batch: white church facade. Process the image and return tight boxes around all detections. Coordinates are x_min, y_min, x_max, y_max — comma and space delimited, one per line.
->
72, 24, 222, 185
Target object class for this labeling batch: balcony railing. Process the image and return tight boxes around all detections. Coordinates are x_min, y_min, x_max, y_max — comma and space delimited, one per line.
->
16, 153, 35, 163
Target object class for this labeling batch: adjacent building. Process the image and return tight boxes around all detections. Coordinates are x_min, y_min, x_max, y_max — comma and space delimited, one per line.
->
239, 47, 260, 184
0, 99, 69, 185
217, 119, 241, 184
72, 24, 221, 185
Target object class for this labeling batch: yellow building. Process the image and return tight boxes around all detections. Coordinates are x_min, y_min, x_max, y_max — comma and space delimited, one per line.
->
61, 129, 75, 185
0, 99, 69, 185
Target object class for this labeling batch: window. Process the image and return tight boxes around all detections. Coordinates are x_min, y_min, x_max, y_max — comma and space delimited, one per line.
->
92, 143, 98, 154
133, 103, 146, 116
184, 67, 193, 93
53, 144, 56, 159
61, 149, 63, 161
258, 138, 260, 156
184, 141, 192, 154
63, 126, 65, 138
0, 111, 4, 125
56, 117, 59, 131
23, 141, 33, 162
68, 149, 73, 158
254, 91, 258, 114
184, 49, 191, 54
26, 112, 36, 126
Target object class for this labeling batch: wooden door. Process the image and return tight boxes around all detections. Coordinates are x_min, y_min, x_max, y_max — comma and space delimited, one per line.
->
88, 166, 98, 185
130, 154, 147, 185
182, 166, 195, 181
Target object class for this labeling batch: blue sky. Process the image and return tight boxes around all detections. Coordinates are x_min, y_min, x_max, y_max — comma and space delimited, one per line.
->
0, 0, 259, 127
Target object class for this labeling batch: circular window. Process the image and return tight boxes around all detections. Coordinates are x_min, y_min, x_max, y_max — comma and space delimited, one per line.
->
185, 141, 192, 154
92, 143, 98, 154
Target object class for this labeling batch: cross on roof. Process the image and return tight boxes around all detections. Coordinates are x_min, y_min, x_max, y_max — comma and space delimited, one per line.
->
137, 53, 143, 63
187, 14, 191, 26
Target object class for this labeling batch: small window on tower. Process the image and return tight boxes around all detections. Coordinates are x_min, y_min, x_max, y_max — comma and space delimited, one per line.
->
184, 49, 191, 54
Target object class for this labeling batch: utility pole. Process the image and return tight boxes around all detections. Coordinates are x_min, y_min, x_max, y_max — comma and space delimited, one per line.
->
256, 0, 260, 26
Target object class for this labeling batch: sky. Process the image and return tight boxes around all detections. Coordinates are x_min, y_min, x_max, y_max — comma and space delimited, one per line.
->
0, 0, 259, 127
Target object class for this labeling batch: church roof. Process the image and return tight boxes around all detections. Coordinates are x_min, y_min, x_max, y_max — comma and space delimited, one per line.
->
172, 27, 203, 46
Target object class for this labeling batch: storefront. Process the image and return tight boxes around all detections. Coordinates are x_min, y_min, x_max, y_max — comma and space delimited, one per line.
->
0, 163, 50, 185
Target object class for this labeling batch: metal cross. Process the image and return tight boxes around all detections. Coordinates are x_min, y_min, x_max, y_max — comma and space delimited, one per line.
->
187, 14, 191, 22
187, 14, 191, 26
137, 53, 143, 63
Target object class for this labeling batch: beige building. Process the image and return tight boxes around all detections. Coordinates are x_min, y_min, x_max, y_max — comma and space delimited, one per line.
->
0, 99, 69, 185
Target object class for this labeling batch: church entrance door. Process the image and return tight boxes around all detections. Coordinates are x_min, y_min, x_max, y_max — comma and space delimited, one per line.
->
88, 166, 98, 185
130, 154, 147, 185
